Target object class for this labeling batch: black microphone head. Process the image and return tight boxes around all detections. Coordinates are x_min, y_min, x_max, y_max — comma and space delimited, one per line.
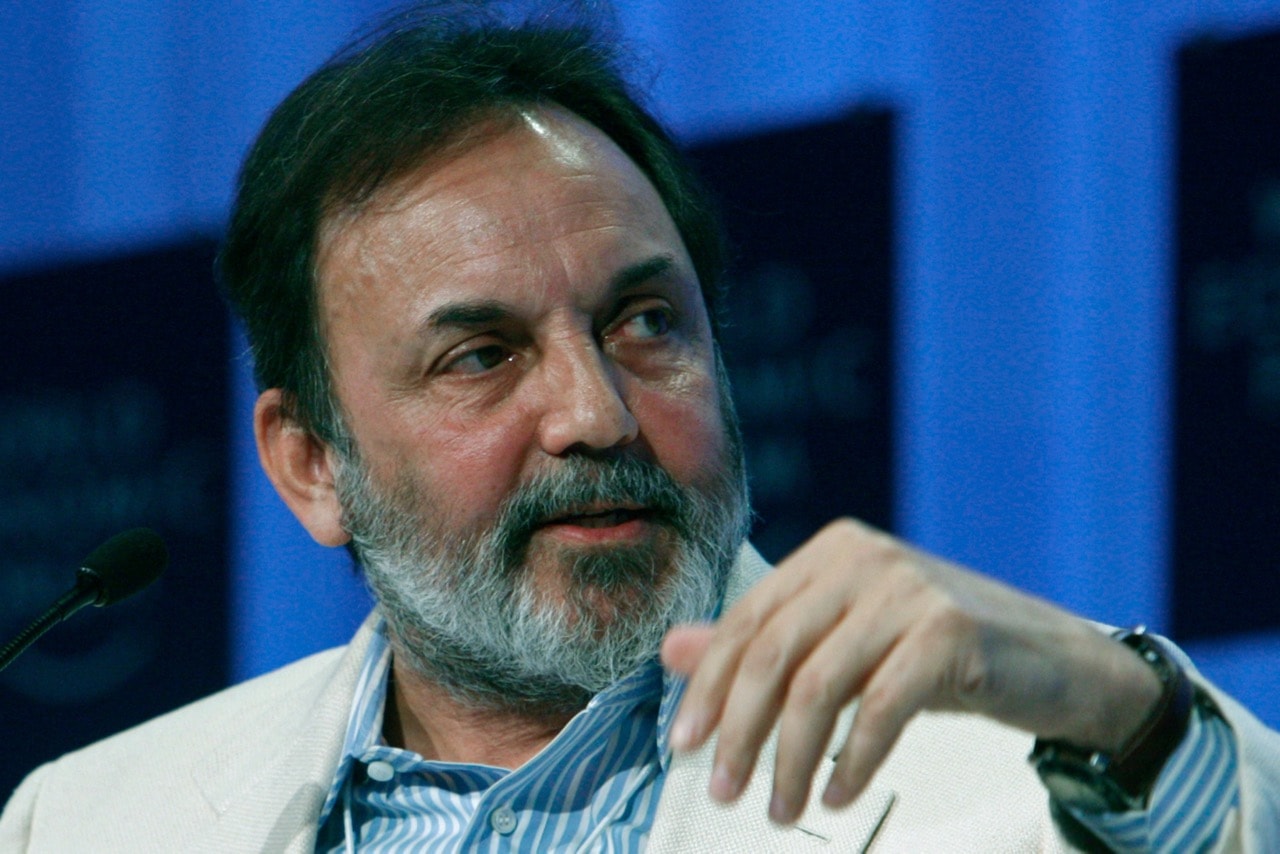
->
79, 528, 169, 606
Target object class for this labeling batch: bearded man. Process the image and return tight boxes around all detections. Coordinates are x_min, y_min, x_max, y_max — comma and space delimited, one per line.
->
4, 6, 1280, 852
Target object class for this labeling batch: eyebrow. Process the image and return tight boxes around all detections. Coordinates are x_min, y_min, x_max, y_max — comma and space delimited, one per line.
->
422, 254, 680, 333
611, 254, 676, 291
426, 301, 510, 330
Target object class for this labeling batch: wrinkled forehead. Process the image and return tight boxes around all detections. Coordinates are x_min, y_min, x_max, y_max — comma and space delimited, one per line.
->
316, 104, 647, 254
311, 104, 689, 316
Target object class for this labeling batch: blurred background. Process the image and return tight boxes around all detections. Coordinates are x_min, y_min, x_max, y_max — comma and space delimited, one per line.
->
2, 0, 1278, 796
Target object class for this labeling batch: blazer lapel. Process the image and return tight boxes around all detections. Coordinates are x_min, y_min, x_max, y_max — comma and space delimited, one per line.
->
191, 615, 379, 854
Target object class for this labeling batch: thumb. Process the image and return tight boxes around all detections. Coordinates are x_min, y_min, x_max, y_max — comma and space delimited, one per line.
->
661, 623, 716, 676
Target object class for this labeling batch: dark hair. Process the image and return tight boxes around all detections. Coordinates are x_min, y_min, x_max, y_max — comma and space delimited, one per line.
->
218, 3, 727, 446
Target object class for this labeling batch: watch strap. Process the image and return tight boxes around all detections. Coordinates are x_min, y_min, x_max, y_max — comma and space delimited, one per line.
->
1031, 626, 1195, 811
1103, 627, 1195, 798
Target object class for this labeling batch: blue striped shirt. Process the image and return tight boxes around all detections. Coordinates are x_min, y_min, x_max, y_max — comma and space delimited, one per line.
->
316, 616, 1239, 852
315, 618, 685, 852
1070, 698, 1240, 852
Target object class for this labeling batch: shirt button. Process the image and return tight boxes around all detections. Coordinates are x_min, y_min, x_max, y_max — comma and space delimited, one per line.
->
366, 760, 395, 782
490, 805, 517, 835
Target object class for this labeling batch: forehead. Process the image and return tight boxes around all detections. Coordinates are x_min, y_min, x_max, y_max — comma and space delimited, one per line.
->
313, 106, 692, 322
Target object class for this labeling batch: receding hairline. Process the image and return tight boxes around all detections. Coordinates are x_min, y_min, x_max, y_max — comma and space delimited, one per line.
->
314, 99, 677, 290
319, 103, 528, 231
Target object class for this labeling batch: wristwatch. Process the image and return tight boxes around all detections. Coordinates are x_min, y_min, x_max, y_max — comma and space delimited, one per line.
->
1029, 626, 1195, 813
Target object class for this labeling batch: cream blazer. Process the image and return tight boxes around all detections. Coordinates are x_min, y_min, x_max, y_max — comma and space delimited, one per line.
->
3, 545, 1279, 852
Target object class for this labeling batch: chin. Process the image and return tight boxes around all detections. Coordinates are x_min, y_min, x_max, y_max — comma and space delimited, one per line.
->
575, 580, 664, 627
525, 541, 674, 624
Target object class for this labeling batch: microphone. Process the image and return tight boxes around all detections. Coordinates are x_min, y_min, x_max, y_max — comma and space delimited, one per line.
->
0, 528, 168, 671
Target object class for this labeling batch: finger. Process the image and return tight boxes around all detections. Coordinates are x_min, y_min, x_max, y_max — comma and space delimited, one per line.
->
661, 623, 715, 676
822, 631, 943, 809
767, 586, 906, 823
670, 563, 814, 752
706, 583, 849, 804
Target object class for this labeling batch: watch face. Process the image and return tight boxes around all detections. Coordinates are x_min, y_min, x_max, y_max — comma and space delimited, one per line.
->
1041, 768, 1114, 814
1037, 758, 1135, 814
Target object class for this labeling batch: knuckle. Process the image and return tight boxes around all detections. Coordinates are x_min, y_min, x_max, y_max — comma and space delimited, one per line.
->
855, 526, 911, 568
788, 662, 841, 711
826, 516, 868, 540
740, 637, 787, 681
854, 681, 899, 740
827, 518, 883, 556
885, 544, 933, 585
947, 621, 998, 703
917, 595, 962, 634
719, 605, 765, 647
953, 644, 991, 700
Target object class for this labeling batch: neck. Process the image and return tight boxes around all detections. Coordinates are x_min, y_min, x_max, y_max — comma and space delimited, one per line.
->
384, 656, 581, 769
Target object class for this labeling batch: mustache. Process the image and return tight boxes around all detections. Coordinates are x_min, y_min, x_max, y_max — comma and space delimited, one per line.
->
490, 455, 689, 562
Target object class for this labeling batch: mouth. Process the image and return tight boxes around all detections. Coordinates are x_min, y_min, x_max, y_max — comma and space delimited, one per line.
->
543, 505, 653, 528
534, 504, 659, 543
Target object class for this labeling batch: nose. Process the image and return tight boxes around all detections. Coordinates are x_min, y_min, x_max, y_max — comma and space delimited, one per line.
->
537, 338, 639, 456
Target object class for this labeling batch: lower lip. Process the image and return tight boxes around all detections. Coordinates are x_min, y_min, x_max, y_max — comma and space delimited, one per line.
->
537, 516, 652, 545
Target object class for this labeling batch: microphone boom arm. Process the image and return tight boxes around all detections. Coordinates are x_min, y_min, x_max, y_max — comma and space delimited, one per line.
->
0, 571, 101, 671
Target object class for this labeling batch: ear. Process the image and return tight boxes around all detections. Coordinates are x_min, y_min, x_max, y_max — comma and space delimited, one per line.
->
254, 388, 351, 547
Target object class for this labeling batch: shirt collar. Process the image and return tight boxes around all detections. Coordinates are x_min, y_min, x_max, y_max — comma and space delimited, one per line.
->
317, 619, 393, 827
656, 666, 688, 772
318, 612, 696, 826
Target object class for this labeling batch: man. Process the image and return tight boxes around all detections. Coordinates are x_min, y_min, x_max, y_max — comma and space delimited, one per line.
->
3, 6, 1279, 852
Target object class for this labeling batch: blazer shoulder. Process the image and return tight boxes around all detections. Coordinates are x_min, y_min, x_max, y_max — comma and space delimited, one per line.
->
0, 621, 374, 852
71, 642, 350, 764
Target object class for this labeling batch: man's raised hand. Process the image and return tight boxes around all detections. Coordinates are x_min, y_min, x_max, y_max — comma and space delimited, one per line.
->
662, 518, 1162, 824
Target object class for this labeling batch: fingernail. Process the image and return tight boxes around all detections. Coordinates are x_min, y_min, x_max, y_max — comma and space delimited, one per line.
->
769, 792, 796, 825
670, 714, 700, 751
822, 779, 849, 808
709, 764, 740, 802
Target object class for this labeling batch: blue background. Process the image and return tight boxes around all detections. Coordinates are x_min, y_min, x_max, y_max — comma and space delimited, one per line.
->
2, 0, 1277, 723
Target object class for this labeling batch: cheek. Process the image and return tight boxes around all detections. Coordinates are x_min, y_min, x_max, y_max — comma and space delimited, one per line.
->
630, 375, 729, 482
403, 405, 534, 523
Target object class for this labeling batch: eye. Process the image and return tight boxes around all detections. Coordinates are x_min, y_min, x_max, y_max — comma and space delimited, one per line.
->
618, 307, 672, 339
442, 343, 513, 375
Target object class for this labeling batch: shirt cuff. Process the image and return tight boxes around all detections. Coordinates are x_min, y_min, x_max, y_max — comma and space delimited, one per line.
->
1067, 696, 1239, 853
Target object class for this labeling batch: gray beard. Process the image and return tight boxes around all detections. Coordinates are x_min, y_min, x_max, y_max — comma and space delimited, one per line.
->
333, 418, 750, 717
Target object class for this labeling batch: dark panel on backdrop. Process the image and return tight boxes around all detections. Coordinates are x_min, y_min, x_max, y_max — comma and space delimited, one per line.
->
1174, 32, 1280, 639
689, 111, 895, 562
0, 241, 229, 798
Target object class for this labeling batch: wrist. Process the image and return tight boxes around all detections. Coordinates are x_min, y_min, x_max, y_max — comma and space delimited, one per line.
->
1030, 626, 1194, 813
1092, 626, 1167, 753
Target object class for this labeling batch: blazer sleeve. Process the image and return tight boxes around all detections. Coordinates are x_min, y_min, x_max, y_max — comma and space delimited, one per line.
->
1191, 666, 1280, 851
